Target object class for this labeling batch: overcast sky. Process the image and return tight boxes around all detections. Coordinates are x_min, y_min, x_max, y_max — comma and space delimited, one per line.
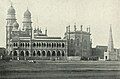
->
0, 0, 120, 48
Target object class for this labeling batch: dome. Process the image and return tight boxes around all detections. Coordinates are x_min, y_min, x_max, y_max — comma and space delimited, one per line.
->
7, 5, 15, 15
24, 9, 31, 17
13, 21, 19, 29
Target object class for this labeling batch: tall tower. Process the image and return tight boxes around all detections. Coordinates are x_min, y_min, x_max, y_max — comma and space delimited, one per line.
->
22, 9, 32, 35
104, 26, 117, 60
107, 26, 114, 53
6, 5, 16, 54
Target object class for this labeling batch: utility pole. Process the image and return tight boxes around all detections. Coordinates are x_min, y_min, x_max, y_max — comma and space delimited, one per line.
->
81, 25, 83, 58
74, 23, 77, 56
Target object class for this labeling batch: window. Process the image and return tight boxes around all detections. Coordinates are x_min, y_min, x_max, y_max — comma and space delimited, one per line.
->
62, 43, 65, 48
33, 43, 36, 47
71, 39, 73, 43
47, 51, 51, 56
52, 51, 56, 56
77, 39, 79, 46
26, 51, 29, 56
37, 51, 41, 56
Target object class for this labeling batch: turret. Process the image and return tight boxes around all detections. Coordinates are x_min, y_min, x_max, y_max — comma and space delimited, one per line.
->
6, 5, 16, 54
6, 5, 16, 25
22, 9, 32, 31
107, 26, 114, 52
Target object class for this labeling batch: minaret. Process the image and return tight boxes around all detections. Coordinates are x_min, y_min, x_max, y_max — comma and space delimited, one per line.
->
6, 5, 16, 54
107, 26, 114, 53
22, 9, 32, 33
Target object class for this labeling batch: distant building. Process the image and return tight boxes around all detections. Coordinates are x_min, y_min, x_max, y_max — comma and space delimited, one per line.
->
104, 26, 117, 60
6, 5, 67, 60
92, 46, 107, 59
64, 24, 92, 58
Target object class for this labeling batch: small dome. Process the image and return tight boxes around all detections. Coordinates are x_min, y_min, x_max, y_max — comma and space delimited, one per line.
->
7, 5, 15, 15
24, 9, 31, 17
13, 21, 19, 29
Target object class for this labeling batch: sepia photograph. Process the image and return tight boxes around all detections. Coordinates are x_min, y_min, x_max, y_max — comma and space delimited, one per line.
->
0, 0, 120, 79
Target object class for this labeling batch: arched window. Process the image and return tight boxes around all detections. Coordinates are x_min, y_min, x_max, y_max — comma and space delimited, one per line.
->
37, 51, 41, 56
28, 43, 30, 47
20, 43, 22, 47
52, 43, 54, 48
20, 51, 24, 56
33, 51, 36, 56
52, 51, 56, 56
54, 43, 56, 47
42, 51, 46, 56
57, 51, 61, 56
33, 43, 36, 47
62, 51, 65, 56
43, 43, 46, 47
71, 39, 73, 43
39, 43, 41, 47
13, 43, 16, 47
59, 43, 61, 47
62, 43, 65, 48
13, 51, 17, 56
47, 51, 51, 56
26, 51, 29, 56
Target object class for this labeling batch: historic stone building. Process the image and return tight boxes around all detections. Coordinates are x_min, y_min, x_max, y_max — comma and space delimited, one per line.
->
64, 24, 92, 58
6, 5, 67, 60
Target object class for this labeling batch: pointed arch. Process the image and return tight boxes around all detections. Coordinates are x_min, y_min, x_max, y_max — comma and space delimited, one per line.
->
42, 50, 46, 56
57, 51, 61, 56
62, 43, 65, 48
62, 51, 65, 56
52, 51, 56, 56
20, 51, 24, 56
13, 51, 17, 56
37, 51, 41, 56
26, 51, 29, 56
47, 51, 51, 56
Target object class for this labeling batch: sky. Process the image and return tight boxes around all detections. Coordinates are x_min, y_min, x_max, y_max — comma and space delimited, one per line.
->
0, 0, 120, 48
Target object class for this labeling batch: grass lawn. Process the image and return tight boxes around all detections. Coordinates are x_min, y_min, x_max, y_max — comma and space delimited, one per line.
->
0, 60, 120, 79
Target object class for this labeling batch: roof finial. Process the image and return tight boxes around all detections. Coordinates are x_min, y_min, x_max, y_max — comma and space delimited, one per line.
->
10, 0, 13, 7
74, 23, 77, 32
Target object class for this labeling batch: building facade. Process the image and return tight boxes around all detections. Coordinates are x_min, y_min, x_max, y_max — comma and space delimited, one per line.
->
64, 25, 92, 58
6, 5, 67, 60
92, 46, 107, 59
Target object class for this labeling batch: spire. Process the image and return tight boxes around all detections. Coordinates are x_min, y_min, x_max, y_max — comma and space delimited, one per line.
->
107, 25, 114, 53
